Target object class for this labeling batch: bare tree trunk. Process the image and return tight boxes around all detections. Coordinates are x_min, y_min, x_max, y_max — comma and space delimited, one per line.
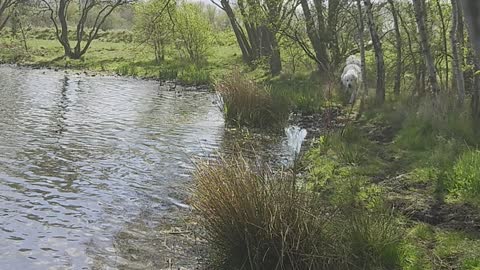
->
42, 0, 127, 60
364, 0, 385, 105
299, 0, 329, 72
217, 0, 253, 63
0, 0, 16, 32
451, 0, 465, 105
388, 0, 402, 96
356, 0, 367, 94
436, 0, 449, 90
327, 0, 341, 66
412, 0, 441, 94
460, 0, 480, 118
267, 29, 282, 76
398, 4, 419, 96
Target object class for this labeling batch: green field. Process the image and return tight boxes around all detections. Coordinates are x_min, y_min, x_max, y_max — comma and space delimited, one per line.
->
0, 30, 242, 85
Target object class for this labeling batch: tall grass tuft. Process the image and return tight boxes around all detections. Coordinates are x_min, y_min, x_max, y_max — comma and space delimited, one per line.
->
193, 154, 404, 269
215, 71, 289, 130
447, 150, 480, 206
395, 94, 478, 151
193, 155, 334, 269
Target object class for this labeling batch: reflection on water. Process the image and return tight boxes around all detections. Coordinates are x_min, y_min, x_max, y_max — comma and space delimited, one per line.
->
0, 66, 300, 269
0, 66, 224, 269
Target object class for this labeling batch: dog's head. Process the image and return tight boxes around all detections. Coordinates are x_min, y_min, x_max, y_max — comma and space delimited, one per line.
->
342, 72, 358, 91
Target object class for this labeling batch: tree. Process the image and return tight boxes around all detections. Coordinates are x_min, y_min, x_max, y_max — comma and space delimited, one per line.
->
212, 0, 296, 75
450, 0, 465, 105
364, 0, 385, 104
388, 0, 402, 96
175, 3, 212, 64
412, 0, 441, 95
299, 0, 329, 72
460, 0, 480, 118
40, 0, 130, 59
0, 0, 17, 32
212, 0, 253, 64
134, 0, 175, 63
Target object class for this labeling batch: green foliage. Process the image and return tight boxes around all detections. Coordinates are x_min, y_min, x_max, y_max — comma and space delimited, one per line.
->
177, 65, 210, 85
395, 96, 478, 152
0, 41, 30, 63
175, 3, 213, 65
446, 150, 480, 206
134, 0, 175, 63
215, 71, 289, 129
269, 74, 325, 114
400, 224, 480, 270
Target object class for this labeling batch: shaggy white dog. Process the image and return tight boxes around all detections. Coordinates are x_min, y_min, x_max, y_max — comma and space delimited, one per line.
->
341, 55, 363, 104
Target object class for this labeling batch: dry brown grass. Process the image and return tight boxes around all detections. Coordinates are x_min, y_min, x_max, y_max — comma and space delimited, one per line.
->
215, 71, 289, 130
192, 155, 339, 269
192, 154, 404, 270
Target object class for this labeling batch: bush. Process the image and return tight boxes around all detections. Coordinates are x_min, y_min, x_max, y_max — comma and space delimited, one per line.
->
215, 71, 289, 129
447, 150, 480, 206
175, 3, 212, 64
193, 155, 334, 269
342, 209, 403, 269
193, 154, 404, 270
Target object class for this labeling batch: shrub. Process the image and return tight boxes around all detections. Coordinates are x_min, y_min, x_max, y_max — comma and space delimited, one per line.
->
175, 3, 212, 65
193, 154, 404, 270
193, 155, 335, 269
341, 208, 403, 269
447, 150, 480, 206
215, 71, 289, 129
134, 0, 174, 62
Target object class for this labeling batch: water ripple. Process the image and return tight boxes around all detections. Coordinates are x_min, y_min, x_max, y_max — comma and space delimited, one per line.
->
0, 66, 224, 268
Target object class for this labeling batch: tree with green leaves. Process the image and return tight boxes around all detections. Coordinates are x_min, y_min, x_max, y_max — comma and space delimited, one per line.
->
134, 0, 175, 63
175, 3, 212, 65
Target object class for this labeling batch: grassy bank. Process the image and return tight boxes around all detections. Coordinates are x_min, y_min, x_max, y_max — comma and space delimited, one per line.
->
0, 29, 327, 117
193, 94, 480, 269
0, 29, 241, 85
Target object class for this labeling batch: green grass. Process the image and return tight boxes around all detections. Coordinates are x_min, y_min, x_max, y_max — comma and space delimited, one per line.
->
446, 150, 480, 206
401, 223, 480, 270
0, 30, 241, 85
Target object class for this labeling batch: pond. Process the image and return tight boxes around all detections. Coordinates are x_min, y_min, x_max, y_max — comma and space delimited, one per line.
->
0, 66, 302, 269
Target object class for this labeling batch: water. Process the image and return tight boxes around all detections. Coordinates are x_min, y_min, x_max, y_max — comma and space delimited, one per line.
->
285, 125, 308, 164
0, 66, 301, 269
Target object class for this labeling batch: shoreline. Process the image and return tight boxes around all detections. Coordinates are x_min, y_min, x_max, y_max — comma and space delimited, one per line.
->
0, 60, 212, 91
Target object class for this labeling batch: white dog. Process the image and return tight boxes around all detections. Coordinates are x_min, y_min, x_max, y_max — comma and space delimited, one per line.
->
341, 55, 363, 105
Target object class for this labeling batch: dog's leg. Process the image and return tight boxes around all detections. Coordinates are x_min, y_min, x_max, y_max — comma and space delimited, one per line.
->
349, 88, 357, 105
356, 85, 366, 120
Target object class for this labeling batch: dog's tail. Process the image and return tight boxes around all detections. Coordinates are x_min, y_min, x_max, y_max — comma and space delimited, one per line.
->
346, 55, 361, 66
